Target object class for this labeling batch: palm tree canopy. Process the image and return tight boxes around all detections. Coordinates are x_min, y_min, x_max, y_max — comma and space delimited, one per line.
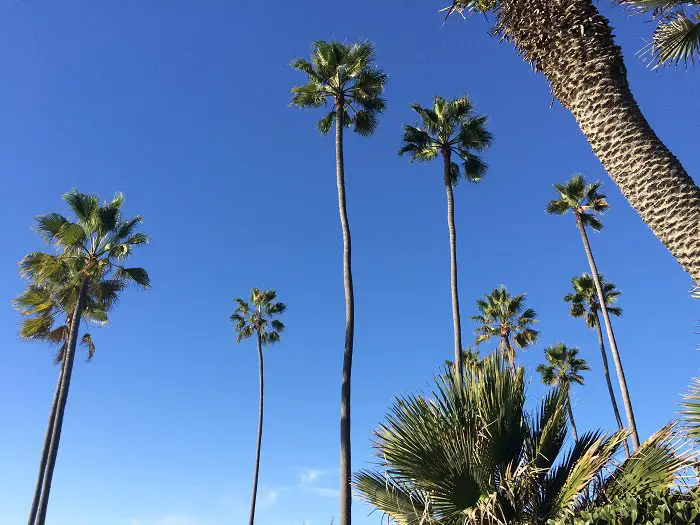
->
231, 288, 286, 345
621, 0, 700, 68
564, 273, 622, 328
290, 40, 387, 136
546, 175, 609, 231
472, 285, 539, 349
399, 96, 493, 185
537, 343, 590, 387
355, 356, 688, 525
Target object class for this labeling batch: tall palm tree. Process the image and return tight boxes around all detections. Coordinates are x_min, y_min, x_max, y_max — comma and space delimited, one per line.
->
472, 286, 539, 368
622, 0, 700, 68
19, 190, 150, 525
445, 0, 700, 284
399, 96, 493, 381
536, 343, 590, 440
547, 175, 640, 449
564, 273, 630, 454
231, 288, 286, 525
355, 355, 689, 525
290, 40, 386, 525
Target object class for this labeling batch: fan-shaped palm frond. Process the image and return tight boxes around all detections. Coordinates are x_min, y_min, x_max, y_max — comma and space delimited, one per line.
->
547, 175, 609, 230
231, 288, 286, 346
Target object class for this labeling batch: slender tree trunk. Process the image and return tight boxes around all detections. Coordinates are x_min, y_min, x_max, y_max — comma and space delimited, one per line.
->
248, 333, 264, 525
443, 150, 463, 383
495, 0, 700, 284
36, 277, 89, 525
566, 397, 578, 441
592, 310, 630, 457
335, 98, 354, 525
577, 218, 640, 449
27, 359, 66, 525
503, 334, 515, 370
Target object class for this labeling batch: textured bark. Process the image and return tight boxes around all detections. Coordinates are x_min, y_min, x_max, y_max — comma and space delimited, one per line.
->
36, 277, 89, 525
503, 333, 516, 370
27, 360, 66, 525
248, 333, 264, 525
577, 218, 640, 449
443, 150, 463, 383
566, 398, 578, 441
336, 99, 354, 525
592, 310, 630, 457
495, 0, 700, 284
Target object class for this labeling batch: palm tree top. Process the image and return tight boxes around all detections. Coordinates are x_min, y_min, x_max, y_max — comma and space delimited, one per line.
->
537, 343, 590, 387
231, 288, 286, 345
399, 95, 493, 186
546, 174, 609, 231
472, 285, 539, 349
564, 273, 622, 327
290, 40, 387, 136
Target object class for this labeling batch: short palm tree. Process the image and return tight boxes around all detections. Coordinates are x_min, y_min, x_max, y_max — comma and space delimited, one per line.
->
622, 0, 700, 68
399, 96, 492, 381
547, 175, 640, 449
564, 273, 629, 454
291, 40, 386, 525
536, 343, 590, 440
355, 355, 688, 525
472, 286, 539, 368
231, 288, 286, 525
19, 190, 149, 525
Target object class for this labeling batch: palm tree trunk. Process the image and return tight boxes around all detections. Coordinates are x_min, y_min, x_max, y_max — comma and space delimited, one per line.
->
566, 397, 578, 441
496, 0, 700, 284
248, 333, 264, 525
335, 98, 354, 525
503, 334, 516, 370
577, 218, 640, 449
27, 359, 66, 525
35, 277, 89, 525
443, 151, 463, 383
592, 310, 630, 457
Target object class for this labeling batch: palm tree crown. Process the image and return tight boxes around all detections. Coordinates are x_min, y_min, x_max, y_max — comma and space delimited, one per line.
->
399, 95, 493, 184
537, 344, 589, 388
472, 286, 539, 365
231, 288, 286, 344
290, 40, 387, 136
564, 273, 622, 328
546, 175, 608, 231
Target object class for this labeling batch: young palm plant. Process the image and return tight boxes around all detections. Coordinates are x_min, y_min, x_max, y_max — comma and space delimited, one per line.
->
399, 96, 492, 381
547, 175, 640, 449
472, 286, 539, 368
19, 190, 149, 525
290, 40, 386, 525
355, 355, 689, 525
445, 0, 700, 284
231, 288, 286, 525
536, 343, 590, 440
564, 273, 629, 455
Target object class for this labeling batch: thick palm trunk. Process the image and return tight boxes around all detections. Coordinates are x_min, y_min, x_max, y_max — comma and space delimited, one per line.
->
443, 151, 463, 383
248, 333, 264, 525
577, 219, 640, 449
592, 311, 630, 457
27, 359, 66, 525
36, 277, 89, 525
496, 0, 700, 284
566, 398, 578, 441
503, 334, 516, 370
335, 99, 354, 525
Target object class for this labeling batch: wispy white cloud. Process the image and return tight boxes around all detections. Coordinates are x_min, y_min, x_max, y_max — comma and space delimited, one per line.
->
300, 469, 322, 485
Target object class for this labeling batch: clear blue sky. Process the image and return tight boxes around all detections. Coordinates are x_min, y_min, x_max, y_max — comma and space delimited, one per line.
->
0, 2, 697, 525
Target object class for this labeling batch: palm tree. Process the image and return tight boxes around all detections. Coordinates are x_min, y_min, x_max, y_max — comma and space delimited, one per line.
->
231, 288, 286, 525
355, 355, 688, 525
444, 347, 483, 371
472, 286, 539, 368
536, 343, 590, 440
399, 96, 492, 381
547, 175, 640, 449
564, 273, 629, 454
445, 0, 700, 284
290, 40, 387, 525
19, 190, 149, 525
622, 0, 700, 68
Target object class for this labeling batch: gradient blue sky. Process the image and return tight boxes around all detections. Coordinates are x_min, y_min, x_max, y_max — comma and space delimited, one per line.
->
0, 2, 697, 525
